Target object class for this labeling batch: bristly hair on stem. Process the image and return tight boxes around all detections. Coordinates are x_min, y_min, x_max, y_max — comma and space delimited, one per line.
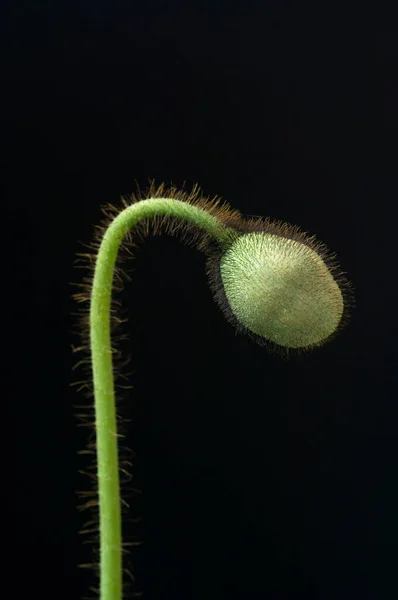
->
69, 180, 247, 600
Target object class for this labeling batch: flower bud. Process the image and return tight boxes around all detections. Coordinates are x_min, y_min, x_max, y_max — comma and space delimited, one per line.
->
218, 231, 347, 350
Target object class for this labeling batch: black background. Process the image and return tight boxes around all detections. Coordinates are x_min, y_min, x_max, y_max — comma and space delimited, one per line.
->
1, 2, 397, 599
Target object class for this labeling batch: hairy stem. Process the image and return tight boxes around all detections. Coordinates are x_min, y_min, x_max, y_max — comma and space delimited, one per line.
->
90, 198, 230, 600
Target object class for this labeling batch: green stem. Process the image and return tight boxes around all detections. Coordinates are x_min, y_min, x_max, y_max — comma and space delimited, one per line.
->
90, 198, 230, 600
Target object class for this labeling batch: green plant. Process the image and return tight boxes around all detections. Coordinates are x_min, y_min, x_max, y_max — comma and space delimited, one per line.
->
72, 182, 353, 600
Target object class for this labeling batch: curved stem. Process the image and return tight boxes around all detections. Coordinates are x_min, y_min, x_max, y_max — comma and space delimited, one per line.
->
90, 198, 230, 600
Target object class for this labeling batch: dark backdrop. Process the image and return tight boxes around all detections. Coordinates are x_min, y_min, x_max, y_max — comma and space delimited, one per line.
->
1, 2, 396, 599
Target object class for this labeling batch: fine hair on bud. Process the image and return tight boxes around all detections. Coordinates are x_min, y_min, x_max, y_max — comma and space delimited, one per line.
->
204, 211, 354, 358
